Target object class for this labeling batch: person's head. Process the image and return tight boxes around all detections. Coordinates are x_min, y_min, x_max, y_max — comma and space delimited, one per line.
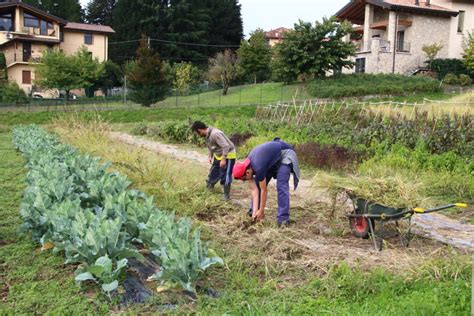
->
232, 158, 253, 181
191, 121, 208, 137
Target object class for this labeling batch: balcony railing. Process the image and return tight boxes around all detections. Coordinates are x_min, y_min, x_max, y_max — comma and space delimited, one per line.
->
5, 53, 42, 66
396, 42, 411, 53
16, 27, 56, 37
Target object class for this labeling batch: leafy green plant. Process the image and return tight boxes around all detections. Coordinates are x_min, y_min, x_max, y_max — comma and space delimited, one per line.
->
140, 215, 223, 293
75, 256, 128, 297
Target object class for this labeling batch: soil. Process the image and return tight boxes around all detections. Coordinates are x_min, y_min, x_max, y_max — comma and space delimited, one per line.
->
108, 132, 474, 273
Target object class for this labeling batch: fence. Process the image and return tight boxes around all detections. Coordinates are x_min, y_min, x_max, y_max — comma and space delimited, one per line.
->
2, 81, 474, 113
256, 98, 474, 125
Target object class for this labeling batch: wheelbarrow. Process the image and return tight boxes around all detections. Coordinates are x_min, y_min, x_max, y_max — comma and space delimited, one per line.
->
346, 193, 468, 251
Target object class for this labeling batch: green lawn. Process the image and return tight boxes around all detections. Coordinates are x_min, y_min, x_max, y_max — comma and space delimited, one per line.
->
0, 132, 108, 314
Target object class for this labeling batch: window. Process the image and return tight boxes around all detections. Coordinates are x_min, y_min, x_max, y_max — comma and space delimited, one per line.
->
22, 70, 31, 84
458, 11, 465, 33
47, 22, 53, 29
355, 58, 365, 73
396, 30, 407, 52
40, 20, 47, 35
24, 13, 39, 28
0, 13, 13, 31
84, 33, 93, 45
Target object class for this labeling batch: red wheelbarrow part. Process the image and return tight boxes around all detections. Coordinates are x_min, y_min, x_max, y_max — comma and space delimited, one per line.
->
349, 216, 371, 239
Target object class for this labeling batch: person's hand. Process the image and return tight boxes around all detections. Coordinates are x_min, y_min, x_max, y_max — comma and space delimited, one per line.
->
219, 158, 227, 169
253, 209, 265, 221
208, 156, 213, 164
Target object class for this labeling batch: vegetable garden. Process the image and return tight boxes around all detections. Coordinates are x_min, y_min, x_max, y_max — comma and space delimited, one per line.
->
1, 88, 472, 313
12, 125, 222, 300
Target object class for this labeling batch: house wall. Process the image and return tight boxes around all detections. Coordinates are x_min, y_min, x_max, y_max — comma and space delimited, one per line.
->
60, 31, 108, 62
7, 63, 37, 94
425, 0, 474, 58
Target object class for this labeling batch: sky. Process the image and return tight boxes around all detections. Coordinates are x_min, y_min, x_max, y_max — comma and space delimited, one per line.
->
238, 0, 349, 36
79, 0, 350, 37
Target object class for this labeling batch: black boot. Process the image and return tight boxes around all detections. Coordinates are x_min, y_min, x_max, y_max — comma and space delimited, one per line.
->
223, 185, 231, 200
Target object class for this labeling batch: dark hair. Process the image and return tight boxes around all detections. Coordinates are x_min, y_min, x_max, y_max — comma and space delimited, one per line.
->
191, 121, 207, 132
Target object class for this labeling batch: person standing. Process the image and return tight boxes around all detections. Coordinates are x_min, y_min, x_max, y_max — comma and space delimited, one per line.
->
232, 138, 300, 226
191, 121, 236, 200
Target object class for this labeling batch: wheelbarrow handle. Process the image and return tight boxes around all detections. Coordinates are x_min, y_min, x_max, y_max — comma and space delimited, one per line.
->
413, 203, 468, 214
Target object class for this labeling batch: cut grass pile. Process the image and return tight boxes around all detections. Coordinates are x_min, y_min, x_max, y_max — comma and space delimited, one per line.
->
314, 171, 428, 209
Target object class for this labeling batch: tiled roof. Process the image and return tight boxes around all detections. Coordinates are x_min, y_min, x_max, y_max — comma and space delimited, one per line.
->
380, 0, 457, 14
265, 27, 290, 39
64, 22, 115, 34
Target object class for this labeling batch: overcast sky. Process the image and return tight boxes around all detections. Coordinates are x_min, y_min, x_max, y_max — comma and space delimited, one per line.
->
79, 0, 349, 37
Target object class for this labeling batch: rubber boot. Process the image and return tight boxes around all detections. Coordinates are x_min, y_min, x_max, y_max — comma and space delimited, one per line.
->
223, 185, 231, 200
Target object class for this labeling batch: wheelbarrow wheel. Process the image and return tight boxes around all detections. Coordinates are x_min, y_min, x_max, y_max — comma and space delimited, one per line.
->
349, 216, 371, 239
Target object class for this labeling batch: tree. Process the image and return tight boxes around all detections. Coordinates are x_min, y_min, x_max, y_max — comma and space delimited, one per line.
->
273, 17, 355, 83
85, 0, 117, 25
204, 0, 243, 57
35, 47, 104, 100
422, 43, 443, 70
463, 33, 474, 73
97, 60, 123, 95
110, 0, 243, 64
172, 62, 201, 94
23, 0, 84, 22
208, 49, 239, 95
237, 29, 272, 84
125, 36, 169, 107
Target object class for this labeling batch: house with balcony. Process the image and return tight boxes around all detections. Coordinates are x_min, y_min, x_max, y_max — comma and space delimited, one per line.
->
335, 0, 473, 74
0, 0, 114, 95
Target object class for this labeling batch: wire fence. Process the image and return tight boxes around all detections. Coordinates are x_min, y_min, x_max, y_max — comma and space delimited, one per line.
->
256, 97, 474, 125
2, 82, 474, 113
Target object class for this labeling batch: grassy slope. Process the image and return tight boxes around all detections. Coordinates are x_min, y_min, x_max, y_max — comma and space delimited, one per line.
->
156, 82, 312, 107
0, 132, 108, 314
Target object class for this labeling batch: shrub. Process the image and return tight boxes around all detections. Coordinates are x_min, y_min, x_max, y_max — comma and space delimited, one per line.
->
2, 82, 28, 104
306, 74, 440, 98
443, 73, 459, 85
431, 59, 469, 80
458, 74, 472, 86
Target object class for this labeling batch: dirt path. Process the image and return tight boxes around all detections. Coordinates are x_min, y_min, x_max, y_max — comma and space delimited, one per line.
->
109, 132, 474, 254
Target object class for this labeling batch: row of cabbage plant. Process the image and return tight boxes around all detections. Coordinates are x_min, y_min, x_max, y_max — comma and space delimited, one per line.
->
12, 125, 222, 296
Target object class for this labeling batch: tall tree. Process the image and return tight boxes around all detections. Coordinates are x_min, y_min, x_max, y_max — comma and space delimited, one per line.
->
110, 0, 168, 64
204, 0, 243, 57
273, 17, 355, 83
85, 0, 117, 25
208, 49, 239, 96
23, 0, 84, 22
126, 36, 169, 107
110, 0, 243, 64
165, 0, 210, 61
237, 29, 272, 83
